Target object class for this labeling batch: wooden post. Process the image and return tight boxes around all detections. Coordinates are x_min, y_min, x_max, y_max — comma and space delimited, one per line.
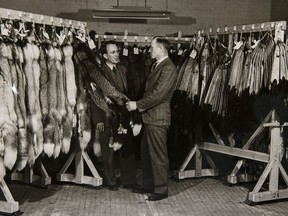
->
0, 178, 19, 214
11, 159, 51, 187
247, 110, 288, 204
227, 110, 273, 184
57, 138, 102, 187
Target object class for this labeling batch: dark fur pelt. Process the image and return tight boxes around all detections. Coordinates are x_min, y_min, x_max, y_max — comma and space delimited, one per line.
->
73, 39, 129, 107
73, 39, 142, 144
43, 44, 59, 157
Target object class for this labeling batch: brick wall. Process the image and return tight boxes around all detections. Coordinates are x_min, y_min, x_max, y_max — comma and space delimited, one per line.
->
0, 0, 284, 36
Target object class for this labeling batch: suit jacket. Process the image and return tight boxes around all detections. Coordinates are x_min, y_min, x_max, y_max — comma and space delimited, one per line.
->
136, 57, 177, 126
91, 62, 128, 127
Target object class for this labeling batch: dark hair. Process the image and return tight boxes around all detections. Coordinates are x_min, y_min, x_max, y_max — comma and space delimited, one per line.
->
100, 40, 118, 55
153, 37, 170, 53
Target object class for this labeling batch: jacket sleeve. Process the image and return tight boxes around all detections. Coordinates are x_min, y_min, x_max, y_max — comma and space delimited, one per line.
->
136, 64, 176, 112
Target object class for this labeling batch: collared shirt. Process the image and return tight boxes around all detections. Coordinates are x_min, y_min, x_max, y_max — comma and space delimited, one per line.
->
155, 56, 168, 67
106, 62, 115, 71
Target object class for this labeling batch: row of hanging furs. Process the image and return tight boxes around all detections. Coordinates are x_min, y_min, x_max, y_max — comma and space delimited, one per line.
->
0, 19, 142, 178
172, 31, 288, 130
0, 19, 80, 178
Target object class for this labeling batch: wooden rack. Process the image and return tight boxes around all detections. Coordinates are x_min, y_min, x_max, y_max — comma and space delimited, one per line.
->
94, 30, 192, 49
11, 160, 51, 187
57, 140, 103, 187
197, 20, 286, 35
175, 21, 288, 205
0, 179, 19, 214
0, 7, 87, 28
0, 7, 87, 215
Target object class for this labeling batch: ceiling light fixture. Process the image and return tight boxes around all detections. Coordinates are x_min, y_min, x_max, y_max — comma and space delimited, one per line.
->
92, 6, 171, 20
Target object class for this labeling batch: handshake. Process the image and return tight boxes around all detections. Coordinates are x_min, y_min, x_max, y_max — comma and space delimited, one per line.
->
125, 101, 137, 111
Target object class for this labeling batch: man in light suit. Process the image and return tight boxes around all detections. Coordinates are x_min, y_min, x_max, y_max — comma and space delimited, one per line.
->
91, 41, 136, 191
126, 37, 177, 201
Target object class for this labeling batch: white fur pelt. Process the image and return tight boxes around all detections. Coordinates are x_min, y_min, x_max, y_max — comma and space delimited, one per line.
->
61, 44, 77, 154
0, 43, 18, 172
53, 47, 66, 158
78, 102, 92, 150
14, 44, 29, 171
0, 156, 6, 179
23, 40, 44, 165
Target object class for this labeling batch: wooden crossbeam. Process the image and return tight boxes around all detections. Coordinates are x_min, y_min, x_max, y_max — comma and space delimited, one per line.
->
199, 142, 270, 163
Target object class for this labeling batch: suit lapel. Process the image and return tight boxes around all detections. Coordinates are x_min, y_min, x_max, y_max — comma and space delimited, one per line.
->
115, 65, 128, 93
102, 63, 127, 94
147, 58, 170, 81
102, 63, 117, 86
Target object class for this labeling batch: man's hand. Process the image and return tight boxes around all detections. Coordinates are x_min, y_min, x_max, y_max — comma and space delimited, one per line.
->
126, 101, 137, 111
96, 122, 104, 132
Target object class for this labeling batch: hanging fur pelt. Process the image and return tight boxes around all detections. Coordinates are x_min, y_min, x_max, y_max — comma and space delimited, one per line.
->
74, 60, 92, 150
61, 43, 77, 154
73, 39, 142, 149
0, 74, 18, 171
14, 44, 29, 171
0, 41, 18, 171
22, 38, 44, 165
0, 157, 6, 179
52, 46, 67, 158
43, 44, 59, 157
73, 40, 129, 108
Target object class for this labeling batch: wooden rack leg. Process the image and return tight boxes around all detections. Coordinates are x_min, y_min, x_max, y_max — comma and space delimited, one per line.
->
227, 110, 273, 184
247, 111, 288, 204
57, 145, 102, 187
0, 178, 19, 214
11, 160, 51, 187
175, 125, 218, 179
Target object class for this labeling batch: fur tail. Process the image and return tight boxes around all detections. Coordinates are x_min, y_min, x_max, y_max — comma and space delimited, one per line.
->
4, 144, 17, 170
16, 128, 28, 171
43, 116, 56, 157
53, 142, 61, 158
79, 131, 91, 150
62, 138, 71, 154
61, 113, 73, 154
52, 124, 61, 158
44, 143, 54, 157
93, 140, 101, 157
93, 129, 101, 157
28, 145, 36, 166
3, 123, 18, 170
78, 106, 92, 150
0, 156, 6, 179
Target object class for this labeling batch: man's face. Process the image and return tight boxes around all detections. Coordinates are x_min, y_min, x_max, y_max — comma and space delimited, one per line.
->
105, 44, 120, 64
150, 39, 160, 59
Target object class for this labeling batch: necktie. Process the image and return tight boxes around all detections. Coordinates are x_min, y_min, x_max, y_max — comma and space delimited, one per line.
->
112, 66, 117, 74
151, 62, 157, 71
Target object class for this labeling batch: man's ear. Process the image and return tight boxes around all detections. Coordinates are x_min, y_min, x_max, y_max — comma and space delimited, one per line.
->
103, 53, 108, 59
159, 44, 165, 52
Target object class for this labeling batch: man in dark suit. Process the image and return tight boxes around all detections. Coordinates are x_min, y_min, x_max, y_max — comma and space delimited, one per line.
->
126, 37, 177, 201
91, 41, 136, 191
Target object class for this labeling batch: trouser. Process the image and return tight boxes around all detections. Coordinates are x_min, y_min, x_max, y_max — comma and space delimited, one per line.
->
141, 124, 169, 195
100, 127, 136, 186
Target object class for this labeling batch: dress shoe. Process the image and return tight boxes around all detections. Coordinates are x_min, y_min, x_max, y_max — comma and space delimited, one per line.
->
132, 187, 154, 194
147, 193, 168, 201
107, 185, 119, 191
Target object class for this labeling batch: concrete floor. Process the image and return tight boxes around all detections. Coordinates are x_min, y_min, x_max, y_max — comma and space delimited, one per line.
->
2, 174, 288, 216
